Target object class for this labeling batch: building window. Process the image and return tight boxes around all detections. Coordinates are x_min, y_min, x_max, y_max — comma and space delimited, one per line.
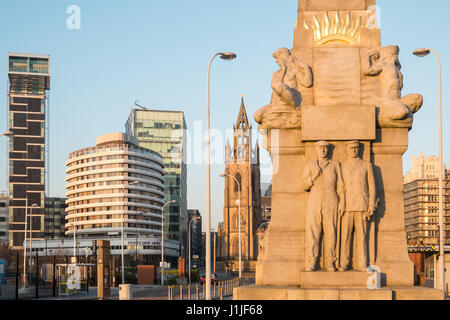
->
234, 173, 242, 192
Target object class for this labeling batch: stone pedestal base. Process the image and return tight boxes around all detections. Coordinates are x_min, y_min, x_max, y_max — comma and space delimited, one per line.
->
234, 285, 443, 300
301, 271, 370, 289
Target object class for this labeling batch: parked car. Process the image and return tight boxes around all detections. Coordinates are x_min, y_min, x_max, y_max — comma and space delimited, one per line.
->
200, 273, 218, 284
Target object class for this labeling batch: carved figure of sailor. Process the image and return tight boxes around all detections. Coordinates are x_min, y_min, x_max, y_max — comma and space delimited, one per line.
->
302, 141, 345, 272
339, 140, 377, 272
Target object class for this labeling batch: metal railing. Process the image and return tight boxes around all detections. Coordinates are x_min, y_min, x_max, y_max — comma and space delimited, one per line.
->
167, 275, 254, 300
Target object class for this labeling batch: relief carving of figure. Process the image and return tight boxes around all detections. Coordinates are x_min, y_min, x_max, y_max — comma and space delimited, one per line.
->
362, 45, 423, 121
255, 48, 313, 128
302, 141, 345, 272
339, 141, 377, 272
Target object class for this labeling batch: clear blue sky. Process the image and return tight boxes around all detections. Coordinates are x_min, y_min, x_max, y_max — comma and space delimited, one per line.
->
1, 0, 449, 231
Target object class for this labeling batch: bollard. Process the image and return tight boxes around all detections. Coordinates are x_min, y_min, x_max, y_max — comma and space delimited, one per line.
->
15, 252, 19, 301
119, 284, 133, 300
180, 285, 183, 300
220, 287, 223, 300
188, 284, 191, 300
35, 254, 39, 299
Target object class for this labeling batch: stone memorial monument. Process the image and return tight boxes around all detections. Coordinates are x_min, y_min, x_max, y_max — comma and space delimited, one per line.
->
235, 0, 442, 300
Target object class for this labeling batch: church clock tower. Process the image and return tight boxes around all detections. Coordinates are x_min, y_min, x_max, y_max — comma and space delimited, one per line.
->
218, 98, 262, 270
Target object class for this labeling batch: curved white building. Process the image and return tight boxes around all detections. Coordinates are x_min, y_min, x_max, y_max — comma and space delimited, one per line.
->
65, 133, 166, 239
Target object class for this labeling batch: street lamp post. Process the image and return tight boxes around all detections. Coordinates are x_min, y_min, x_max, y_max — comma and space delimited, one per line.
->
73, 221, 76, 263
206, 52, 237, 300
220, 173, 242, 279
121, 180, 139, 285
188, 216, 199, 284
213, 231, 216, 274
161, 200, 176, 285
413, 48, 446, 299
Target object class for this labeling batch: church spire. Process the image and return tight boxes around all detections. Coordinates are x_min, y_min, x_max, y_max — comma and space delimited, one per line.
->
236, 96, 250, 131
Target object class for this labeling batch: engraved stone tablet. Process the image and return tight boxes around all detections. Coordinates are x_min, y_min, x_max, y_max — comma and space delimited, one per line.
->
301, 105, 376, 141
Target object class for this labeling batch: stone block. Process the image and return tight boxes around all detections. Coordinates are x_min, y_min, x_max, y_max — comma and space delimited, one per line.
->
234, 285, 441, 300
360, 28, 381, 47
235, 286, 393, 300
339, 288, 393, 300
287, 288, 340, 300
392, 287, 443, 300
256, 260, 303, 286
301, 271, 371, 289
305, 0, 369, 11
301, 106, 376, 141
293, 24, 314, 49
266, 129, 304, 155
271, 192, 305, 229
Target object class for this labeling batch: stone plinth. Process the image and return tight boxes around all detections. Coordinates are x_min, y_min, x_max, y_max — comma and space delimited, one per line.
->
234, 286, 442, 301
301, 271, 371, 289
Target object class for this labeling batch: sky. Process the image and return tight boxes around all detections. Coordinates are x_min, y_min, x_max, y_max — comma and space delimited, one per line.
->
0, 0, 449, 232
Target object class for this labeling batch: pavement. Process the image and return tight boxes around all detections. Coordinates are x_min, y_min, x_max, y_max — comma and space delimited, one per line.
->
0, 270, 250, 301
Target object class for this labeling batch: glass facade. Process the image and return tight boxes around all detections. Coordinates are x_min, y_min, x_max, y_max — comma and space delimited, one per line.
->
7, 53, 50, 249
0, 196, 9, 243
44, 197, 67, 239
126, 109, 187, 258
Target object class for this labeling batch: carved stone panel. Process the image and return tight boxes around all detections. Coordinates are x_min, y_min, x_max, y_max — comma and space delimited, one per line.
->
313, 48, 362, 106
301, 106, 376, 141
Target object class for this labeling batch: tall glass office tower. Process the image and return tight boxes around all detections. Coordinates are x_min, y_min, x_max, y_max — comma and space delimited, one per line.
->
126, 109, 187, 259
7, 53, 50, 249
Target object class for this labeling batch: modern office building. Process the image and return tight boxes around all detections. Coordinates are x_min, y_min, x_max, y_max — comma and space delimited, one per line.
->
126, 109, 187, 259
62, 132, 178, 264
187, 209, 202, 265
44, 197, 67, 239
0, 195, 9, 244
7, 53, 50, 249
404, 153, 450, 245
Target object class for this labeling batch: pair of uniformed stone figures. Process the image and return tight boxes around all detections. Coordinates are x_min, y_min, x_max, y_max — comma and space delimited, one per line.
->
302, 140, 377, 272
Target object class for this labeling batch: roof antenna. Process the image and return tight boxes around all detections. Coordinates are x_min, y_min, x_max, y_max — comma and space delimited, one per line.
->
134, 100, 148, 110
